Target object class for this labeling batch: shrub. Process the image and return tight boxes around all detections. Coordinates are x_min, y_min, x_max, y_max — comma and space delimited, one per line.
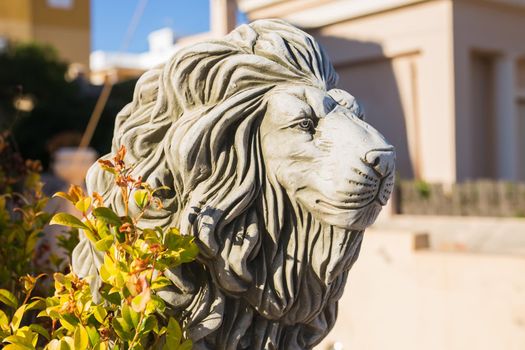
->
0, 131, 51, 295
1, 146, 197, 349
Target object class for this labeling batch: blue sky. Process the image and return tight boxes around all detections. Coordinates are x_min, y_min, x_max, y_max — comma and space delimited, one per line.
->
91, 0, 246, 53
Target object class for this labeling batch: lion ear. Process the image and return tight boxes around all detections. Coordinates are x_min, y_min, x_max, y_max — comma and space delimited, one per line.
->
328, 88, 365, 120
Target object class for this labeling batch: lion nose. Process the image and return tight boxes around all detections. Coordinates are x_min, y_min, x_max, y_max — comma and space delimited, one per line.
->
364, 149, 395, 178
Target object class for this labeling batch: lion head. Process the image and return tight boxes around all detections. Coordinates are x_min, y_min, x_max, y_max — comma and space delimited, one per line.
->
84, 19, 394, 349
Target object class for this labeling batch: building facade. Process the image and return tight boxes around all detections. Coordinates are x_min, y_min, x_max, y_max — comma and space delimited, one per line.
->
239, 0, 525, 183
0, 0, 90, 69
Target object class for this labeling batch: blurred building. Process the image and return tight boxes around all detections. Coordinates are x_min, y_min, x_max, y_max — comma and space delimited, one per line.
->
90, 28, 215, 84
239, 0, 525, 184
90, 0, 237, 84
0, 0, 91, 70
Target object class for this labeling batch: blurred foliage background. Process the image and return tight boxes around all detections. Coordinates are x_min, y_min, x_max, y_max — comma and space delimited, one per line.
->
0, 42, 135, 169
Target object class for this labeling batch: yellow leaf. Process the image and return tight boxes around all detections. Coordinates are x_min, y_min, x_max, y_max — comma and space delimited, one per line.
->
50, 213, 89, 231
46, 337, 74, 350
0, 309, 8, 326
4, 344, 33, 350
74, 197, 92, 213
53, 191, 74, 203
94, 236, 114, 252
10, 305, 27, 332
93, 305, 107, 324
74, 325, 89, 350
151, 276, 172, 290
133, 189, 149, 209
93, 341, 108, 350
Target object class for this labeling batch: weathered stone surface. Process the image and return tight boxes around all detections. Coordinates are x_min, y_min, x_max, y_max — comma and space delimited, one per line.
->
73, 19, 395, 349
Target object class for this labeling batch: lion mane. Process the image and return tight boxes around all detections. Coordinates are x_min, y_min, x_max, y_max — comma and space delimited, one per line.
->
85, 20, 365, 349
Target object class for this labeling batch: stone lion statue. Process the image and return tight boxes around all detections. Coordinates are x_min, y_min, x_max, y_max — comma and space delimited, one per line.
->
78, 19, 395, 349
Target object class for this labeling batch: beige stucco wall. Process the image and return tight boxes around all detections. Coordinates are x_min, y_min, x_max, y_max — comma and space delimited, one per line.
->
316, 229, 525, 350
453, 1, 525, 181
0, 0, 33, 41
32, 0, 91, 68
0, 0, 90, 68
33, 24, 91, 68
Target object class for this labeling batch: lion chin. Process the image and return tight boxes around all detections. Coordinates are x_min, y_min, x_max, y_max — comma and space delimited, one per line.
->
335, 202, 385, 231
81, 19, 395, 350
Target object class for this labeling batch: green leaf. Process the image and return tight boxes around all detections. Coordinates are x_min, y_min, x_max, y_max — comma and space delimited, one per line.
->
94, 236, 114, 252
146, 295, 166, 314
112, 317, 133, 341
163, 317, 182, 348
29, 323, 50, 340
177, 339, 193, 350
0, 327, 9, 339
86, 325, 100, 346
133, 189, 149, 209
25, 230, 42, 255
143, 229, 160, 244
180, 242, 199, 263
59, 314, 80, 333
0, 289, 18, 309
122, 304, 140, 329
25, 299, 45, 311
140, 315, 157, 334
92, 207, 121, 226
74, 325, 89, 350
50, 213, 89, 230
99, 287, 121, 306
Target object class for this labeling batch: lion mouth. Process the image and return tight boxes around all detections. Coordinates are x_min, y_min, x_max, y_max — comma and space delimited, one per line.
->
308, 171, 394, 230
351, 201, 383, 230
328, 172, 394, 210
312, 197, 383, 230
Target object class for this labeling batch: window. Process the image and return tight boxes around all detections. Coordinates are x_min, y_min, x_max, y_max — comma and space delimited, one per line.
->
46, 0, 73, 9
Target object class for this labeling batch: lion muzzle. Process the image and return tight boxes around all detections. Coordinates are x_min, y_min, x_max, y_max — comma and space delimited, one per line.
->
363, 148, 395, 206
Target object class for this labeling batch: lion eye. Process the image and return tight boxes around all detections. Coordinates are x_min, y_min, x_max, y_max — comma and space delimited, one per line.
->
297, 119, 314, 131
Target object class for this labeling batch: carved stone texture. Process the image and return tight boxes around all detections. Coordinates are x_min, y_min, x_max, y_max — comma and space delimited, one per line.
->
73, 19, 395, 349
